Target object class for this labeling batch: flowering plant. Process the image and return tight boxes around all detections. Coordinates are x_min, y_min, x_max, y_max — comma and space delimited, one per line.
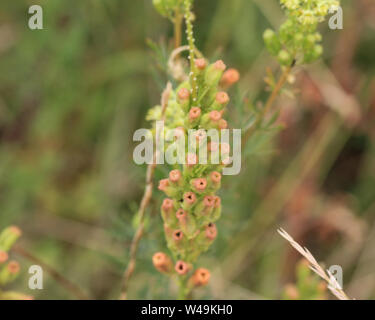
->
122, 0, 342, 300
0, 226, 31, 300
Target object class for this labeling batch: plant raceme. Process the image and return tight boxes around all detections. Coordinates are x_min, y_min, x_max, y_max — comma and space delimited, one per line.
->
0, 226, 32, 300
151, 59, 240, 299
146, 0, 241, 299
264, 0, 340, 66
145, 0, 340, 299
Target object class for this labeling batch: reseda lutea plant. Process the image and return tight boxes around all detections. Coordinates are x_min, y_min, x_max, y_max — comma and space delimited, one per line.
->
144, 0, 340, 300
150, 0, 240, 299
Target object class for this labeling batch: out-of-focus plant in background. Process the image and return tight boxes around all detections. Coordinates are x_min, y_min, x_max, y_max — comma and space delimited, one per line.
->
0, 0, 374, 299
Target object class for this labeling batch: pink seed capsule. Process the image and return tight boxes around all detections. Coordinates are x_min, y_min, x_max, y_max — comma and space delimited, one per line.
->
189, 107, 201, 121
7, 261, 20, 274
173, 230, 184, 242
203, 195, 215, 207
216, 92, 229, 105
178, 88, 190, 101
220, 68, 240, 87
169, 169, 182, 183
213, 196, 221, 208
209, 110, 222, 122
0, 251, 8, 263
193, 178, 207, 192
152, 252, 173, 274
175, 260, 190, 275
218, 119, 228, 129
190, 268, 211, 287
176, 209, 188, 220
158, 179, 169, 192
205, 223, 218, 240
184, 192, 197, 205
161, 198, 174, 212
214, 60, 226, 71
210, 171, 222, 184
195, 58, 207, 70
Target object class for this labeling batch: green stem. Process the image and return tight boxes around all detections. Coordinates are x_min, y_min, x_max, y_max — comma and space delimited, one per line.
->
178, 276, 193, 300
242, 64, 293, 148
184, 0, 198, 104
174, 8, 182, 49
178, 277, 189, 300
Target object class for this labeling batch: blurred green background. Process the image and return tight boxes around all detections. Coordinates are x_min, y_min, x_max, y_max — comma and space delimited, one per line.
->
0, 0, 374, 299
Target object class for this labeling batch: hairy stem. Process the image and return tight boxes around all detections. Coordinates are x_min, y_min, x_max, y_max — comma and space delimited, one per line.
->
184, 0, 198, 103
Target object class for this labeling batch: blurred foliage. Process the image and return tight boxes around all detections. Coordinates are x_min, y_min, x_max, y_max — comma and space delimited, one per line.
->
0, 0, 374, 299
282, 259, 327, 300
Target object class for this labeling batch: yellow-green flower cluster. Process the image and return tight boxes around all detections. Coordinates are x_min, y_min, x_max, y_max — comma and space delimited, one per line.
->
0, 226, 32, 300
281, 0, 340, 24
264, 0, 340, 65
152, 0, 183, 20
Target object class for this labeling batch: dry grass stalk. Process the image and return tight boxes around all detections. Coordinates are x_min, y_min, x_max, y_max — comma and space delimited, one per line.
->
277, 228, 351, 300
119, 83, 172, 300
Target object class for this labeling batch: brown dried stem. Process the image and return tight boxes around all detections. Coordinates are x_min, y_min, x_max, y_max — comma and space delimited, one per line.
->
119, 83, 172, 300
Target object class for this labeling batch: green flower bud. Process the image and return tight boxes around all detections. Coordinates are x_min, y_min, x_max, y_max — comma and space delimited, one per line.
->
153, 0, 168, 17
264, 29, 281, 56
306, 34, 316, 46
205, 60, 226, 87
303, 44, 323, 63
0, 226, 21, 252
314, 44, 323, 57
293, 33, 304, 47
314, 32, 322, 42
278, 50, 293, 66
0, 261, 20, 286
152, 0, 178, 18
